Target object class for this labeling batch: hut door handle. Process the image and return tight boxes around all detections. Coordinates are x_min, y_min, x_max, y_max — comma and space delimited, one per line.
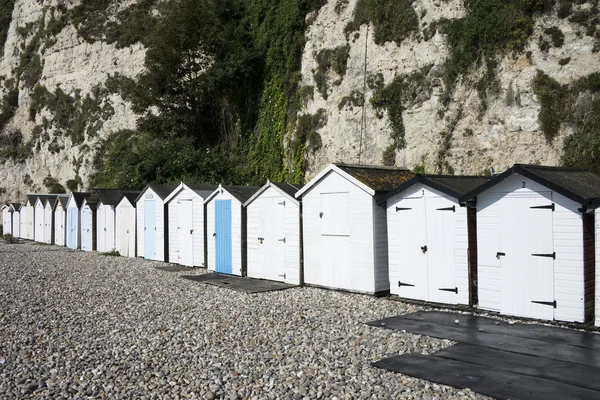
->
190, 229, 193, 234
496, 252, 505, 258
213, 233, 216, 237
421, 245, 427, 253
258, 237, 264, 244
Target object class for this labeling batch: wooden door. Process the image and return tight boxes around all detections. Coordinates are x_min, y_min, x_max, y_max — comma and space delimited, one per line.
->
178, 200, 194, 267
320, 192, 352, 289
391, 196, 428, 300
67, 208, 78, 249
500, 193, 554, 320
215, 200, 232, 274
81, 206, 93, 251
44, 207, 52, 244
35, 206, 44, 242
426, 196, 458, 304
144, 200, 156, 259
259, 197, 285, 282
105, 206, 115, 251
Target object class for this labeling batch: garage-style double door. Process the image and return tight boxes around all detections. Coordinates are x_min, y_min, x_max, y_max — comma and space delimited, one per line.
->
393, 195, 458, 304
498, 193, 554, 320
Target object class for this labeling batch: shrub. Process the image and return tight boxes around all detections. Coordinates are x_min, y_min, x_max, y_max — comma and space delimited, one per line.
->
532, 70, 567, 140
313, 45, 350, 99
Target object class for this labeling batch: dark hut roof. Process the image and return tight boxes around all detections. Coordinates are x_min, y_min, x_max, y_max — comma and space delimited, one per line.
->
459, 164, 600, 206
10, 203, 22, 211
136, 184, 177, 202
90, 189, 142, 206
25, 194, 39, 206
71, 192, 91, 208
335, 164, 415, 193
377, 175, 490, 204
271, 182, 303, 198
186, 184, 219, 199
54, 195, 70, 210
223, 186, 261, 203
38, 195, 59, 207
119, 192, 141, 206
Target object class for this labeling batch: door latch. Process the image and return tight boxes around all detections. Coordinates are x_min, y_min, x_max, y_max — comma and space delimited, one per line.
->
421, 245, 427, 253
258, 237, 264, 244
496, 252, 505, 258
278, 238, 286, 243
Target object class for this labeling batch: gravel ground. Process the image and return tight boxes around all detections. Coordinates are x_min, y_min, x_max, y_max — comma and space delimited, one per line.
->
0, 241, 491, 399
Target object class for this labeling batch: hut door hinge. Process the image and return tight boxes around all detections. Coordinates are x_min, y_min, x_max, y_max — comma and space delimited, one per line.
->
532, 300, 557, 308
436, 206, 456, 212
278, 273, 286, 278
496, 252, 505, 258
532, 252, 555, 259
439, 287, 458, 294
396, 207, 412, 211
530, 203, 555, 211
278, 201, 285, 206
398, 281, 415, 287
278, 238, 286, 243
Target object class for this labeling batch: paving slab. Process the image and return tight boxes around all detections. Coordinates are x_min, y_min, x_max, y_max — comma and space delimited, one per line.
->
368, 315, 600, 367
374, 354, 600, 400
154, 265, 196, 273
181, 273, 296, 293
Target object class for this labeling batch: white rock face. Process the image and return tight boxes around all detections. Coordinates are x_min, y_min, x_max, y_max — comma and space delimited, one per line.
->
0, 0, 146, 202
298, 0, 600, 178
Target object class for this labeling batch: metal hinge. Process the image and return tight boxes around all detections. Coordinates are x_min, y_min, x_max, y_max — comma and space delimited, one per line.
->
436, 206, 456, 212
278, 238, 286, 243
398, 281, 415, 287
278, 273, 286, 278
278, 201, 285, 206
532, 300, 556, 308
530, 203, 555, 211
532, 252, 555, 259
439, 287, 458, 294
396, 207, 412, 211
496, 252, 505, 257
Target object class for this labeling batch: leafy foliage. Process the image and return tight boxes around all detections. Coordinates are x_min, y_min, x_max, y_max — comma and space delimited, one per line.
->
0, 0, 15, 55
43, 176, 66, 193
344, 0, 418, 46
313, 45, 350, 99
532, 70, 566, 140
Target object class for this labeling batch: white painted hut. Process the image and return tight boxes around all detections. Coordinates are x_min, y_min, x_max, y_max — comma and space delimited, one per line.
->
135, 184, 177, 262
89, 189, 140, 253
115, 193, 140, 258
243, 181, 303, 284
53, 196, 70, 246
10, 203, 21, 238
295, 164, 414, 294
377, 175, 489, 306
205, 185, 260, 276
164, 183, 217, 267
1, 204, 11, 236
66, 192, 90, 250
23, 195, 38, 240
460, 164, 600, 323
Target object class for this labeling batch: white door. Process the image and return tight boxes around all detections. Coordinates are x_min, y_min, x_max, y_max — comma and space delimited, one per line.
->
178, 200, 194, 266
97, 206, 106, 252
320, 192, 352, 290
500, 193, 554, 320
106, 207, 115, 251
259, 197, 285, 281
426, 196, 458, 304
35, 206, 44, 242
392, 196, 428, 300
12, 212, 20, 238
117, 206, 133, 257
44, 207, 52, 243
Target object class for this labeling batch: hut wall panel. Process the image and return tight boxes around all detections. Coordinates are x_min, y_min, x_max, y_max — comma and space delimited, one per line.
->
373, 199, 389, 293
136, 195, 145, 257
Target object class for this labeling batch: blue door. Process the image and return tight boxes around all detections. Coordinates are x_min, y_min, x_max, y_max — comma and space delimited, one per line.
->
144, 200, 156, 259
215, 200, 232, 274
67, 208, 78, 249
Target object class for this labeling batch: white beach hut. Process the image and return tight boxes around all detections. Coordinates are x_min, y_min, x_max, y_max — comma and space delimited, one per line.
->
53, 196, 70, 246
34, 196, 47, 242
377, 175, 489, 306
115, 193, 140, 258
10, 203, 21, 238
66, 192, 90, 250
460, 164, 600, 323
295, 163, 414, 294
89, 189, 140, 253
164, 183, 217, 267
136, 184, 177, 262
243, 181, 303, 284
1, 204, 11, 236
205, 185, 260, 276
22, 195, 38, 240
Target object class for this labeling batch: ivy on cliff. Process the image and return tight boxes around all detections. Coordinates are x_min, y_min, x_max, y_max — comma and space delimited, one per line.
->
0, 0, 15, 54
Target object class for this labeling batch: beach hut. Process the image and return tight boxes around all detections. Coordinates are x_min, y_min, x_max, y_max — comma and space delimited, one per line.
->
66, 192, 90, 250
164, 183, 218, 267
34, 196, 47, 242
136, 184, 177, 262
80, 197, 96, 252
205, 185, 260, 276
10, 203, 21, 238
460, 164, 600, 323
2, 204, 11, 236
377, 175, 489, 305
115, 193, 140, 258
53, 196, 69, 246
243, 181, 303, 284
295, 163, 414, 294
89, 189, 140, 253
23, 195, 38, 240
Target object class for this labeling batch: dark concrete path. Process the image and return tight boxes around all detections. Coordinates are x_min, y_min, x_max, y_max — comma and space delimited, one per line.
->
181, 273, 296, 293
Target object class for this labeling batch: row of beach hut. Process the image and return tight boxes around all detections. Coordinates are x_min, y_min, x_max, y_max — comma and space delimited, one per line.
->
3, 163, 600, 327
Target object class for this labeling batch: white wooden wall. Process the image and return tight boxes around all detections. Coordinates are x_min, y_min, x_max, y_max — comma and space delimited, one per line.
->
2, 207, 11, 235
12, 210, 20, 238
81, 200, 94, 251
386, 184, 469, 305
116, 201, 136, 258
43, 204, 52, 244
66, 197, 80, 249
301, 171, 384, 294
206, 189, 243, 276
96, 203, 116, 252
34, 203, 44, 242
136, 188, 166, 261
54, 207, 66, 246
246, 186, 301, 285
477, 174, 585, 322
20, 207, 27, 239
168, 188, 206, 267
26, 204, 34, 239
